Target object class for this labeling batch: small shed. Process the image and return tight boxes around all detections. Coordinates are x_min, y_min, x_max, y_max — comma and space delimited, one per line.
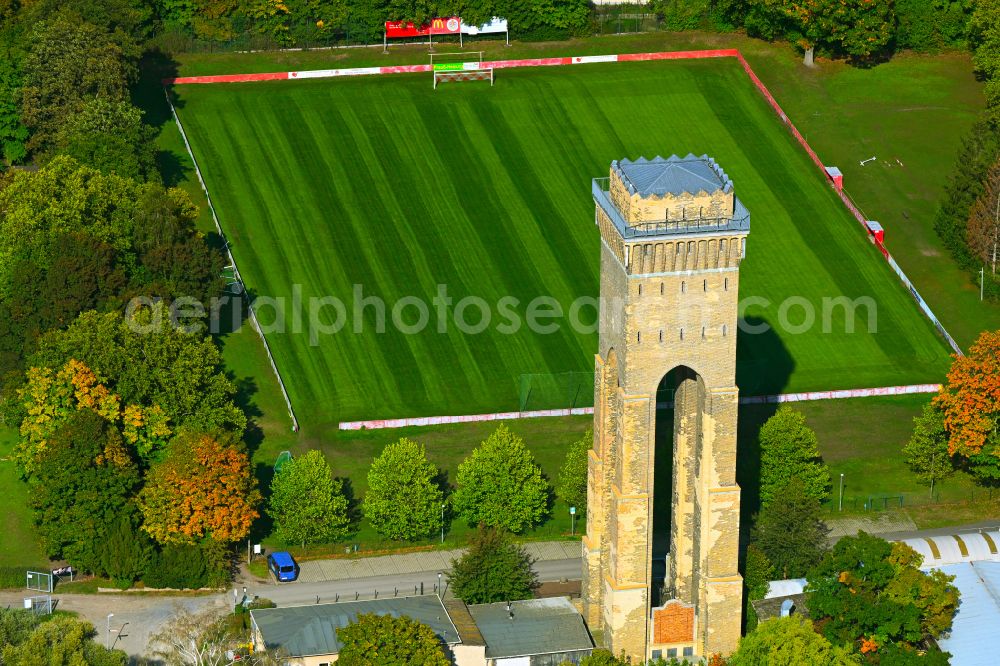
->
468, 597, 594, 666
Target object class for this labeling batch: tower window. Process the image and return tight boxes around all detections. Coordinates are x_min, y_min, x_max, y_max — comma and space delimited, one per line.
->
659, 329, 663, 343
637, 331, 641, 343
679, 328, 684, 340
703, 279, 708, 292
681, 281, 686, 294
638, 284, 642, 296
702, 326, 706, 339
722, 324, 728, 337
724, 277, 729, 291
660, 282, 664, 295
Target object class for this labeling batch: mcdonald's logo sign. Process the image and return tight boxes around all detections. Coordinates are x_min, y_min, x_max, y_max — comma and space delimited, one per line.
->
385, 16, 460, 38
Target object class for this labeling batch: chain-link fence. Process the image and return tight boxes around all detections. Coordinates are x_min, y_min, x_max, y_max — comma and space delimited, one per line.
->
834, 486, 998, 513
592, 4, 663, 36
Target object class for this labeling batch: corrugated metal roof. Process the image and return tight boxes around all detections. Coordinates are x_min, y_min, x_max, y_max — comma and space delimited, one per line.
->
468, 597, 593, 659
934, 562, 1000, 666
612, 154, 732, 198
895, 531, 1000, 566
250, 595, 460, 657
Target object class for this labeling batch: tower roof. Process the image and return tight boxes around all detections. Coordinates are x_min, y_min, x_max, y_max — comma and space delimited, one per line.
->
612, 154, 733, 198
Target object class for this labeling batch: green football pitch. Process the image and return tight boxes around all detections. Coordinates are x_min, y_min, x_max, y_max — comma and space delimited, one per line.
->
173, 58, 951, 428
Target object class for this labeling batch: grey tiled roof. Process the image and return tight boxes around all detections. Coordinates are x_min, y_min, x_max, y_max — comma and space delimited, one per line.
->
613, 154, 733, 197
468, 597, 594, 659
250, 595, 460, 658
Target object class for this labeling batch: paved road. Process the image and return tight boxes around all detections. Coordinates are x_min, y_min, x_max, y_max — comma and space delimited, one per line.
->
8, 521, 997, 661
241, 555, 582, 607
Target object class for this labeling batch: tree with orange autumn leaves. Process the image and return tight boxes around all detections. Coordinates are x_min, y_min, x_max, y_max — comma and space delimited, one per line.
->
934, 330, 1000, 482
138, 432, 261, 544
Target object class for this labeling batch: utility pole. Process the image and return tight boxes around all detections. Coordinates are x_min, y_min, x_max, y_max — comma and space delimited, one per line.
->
839, 473, 845, 512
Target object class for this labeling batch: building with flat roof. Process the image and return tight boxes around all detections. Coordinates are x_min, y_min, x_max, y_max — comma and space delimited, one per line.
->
250, 594, 594, 666
468, 597, 594, 665
250, 595, 463, 666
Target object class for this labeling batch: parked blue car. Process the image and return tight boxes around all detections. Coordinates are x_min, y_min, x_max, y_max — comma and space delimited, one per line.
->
267, 551, 299, 582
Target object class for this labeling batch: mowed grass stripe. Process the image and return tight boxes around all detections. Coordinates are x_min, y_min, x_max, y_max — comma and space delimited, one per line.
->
175, 59, 950, 426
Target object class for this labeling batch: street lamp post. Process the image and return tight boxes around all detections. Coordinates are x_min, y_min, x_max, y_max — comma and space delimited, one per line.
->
110, 622, 129, 651
570, 506, 576, 536
437, 572, 443, 597
440, 503, 445, 544
106, 614, 114, 649
839, 473, 845, 512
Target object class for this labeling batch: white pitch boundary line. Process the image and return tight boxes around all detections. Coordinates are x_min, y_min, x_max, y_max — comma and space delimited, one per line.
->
339, 383, 941, 430
164, 88, 300, 433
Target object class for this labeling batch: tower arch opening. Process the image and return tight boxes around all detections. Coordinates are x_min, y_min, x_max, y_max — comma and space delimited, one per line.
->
651, 366, 707, 610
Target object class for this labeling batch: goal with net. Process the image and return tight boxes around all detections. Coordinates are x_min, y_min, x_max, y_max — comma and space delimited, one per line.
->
431, 52, 494, 89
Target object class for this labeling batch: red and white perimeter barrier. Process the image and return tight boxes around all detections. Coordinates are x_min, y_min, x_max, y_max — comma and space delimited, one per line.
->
338, 383, 941, 430
164, 48, 964, 357
163, 49, 739, 85
165, 48, 962, 429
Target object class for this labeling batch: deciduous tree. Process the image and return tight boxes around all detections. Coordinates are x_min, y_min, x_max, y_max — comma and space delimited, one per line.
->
269, 449, 350, 547
138, 432, 261, 544
935, 330, 1000, 482
31, 305, 245, 440
806, 532, 958, 657
1, 615, 126, 665
448, 526, 538, 604
968, 0, 1000, 113
53, 97, 155, 180
336, 613, 450, 666
556, 429, 590, 516
743, 544, 775, 632
758, 406, 831, 507
30, 409, 141, 574
20, 12, 136, 151
777, 0, 895, 66
149, 605, 233, 666
364, 438, 443, 541
16, 358, 170, 474
966, 158, 1000, 274
728, 616, 858, 666
453, 424, 550, 533
0, 52, 27, 165
751, 478, 829, 578
902, 403, 954, 497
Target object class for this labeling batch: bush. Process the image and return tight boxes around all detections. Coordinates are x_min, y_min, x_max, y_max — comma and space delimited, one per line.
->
143, 541, 230, 589
0, 566, 49, 590
100, 516, 152, 589
895, 0, 970, 51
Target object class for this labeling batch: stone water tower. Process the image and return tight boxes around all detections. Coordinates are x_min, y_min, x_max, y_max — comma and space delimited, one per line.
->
582, 155, 750, 660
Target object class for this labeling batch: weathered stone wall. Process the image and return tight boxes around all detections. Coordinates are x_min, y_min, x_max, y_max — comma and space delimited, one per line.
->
609, 171, 735, 224
586, 159, 747, 660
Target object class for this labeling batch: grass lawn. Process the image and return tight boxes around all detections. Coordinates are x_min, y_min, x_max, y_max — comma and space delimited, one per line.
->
0, 426, 47, 570
173, 57, 951, 433
168, 31, 999, 349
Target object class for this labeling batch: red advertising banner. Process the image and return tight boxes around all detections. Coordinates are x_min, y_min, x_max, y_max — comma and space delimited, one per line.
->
385, 16, 460, 38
